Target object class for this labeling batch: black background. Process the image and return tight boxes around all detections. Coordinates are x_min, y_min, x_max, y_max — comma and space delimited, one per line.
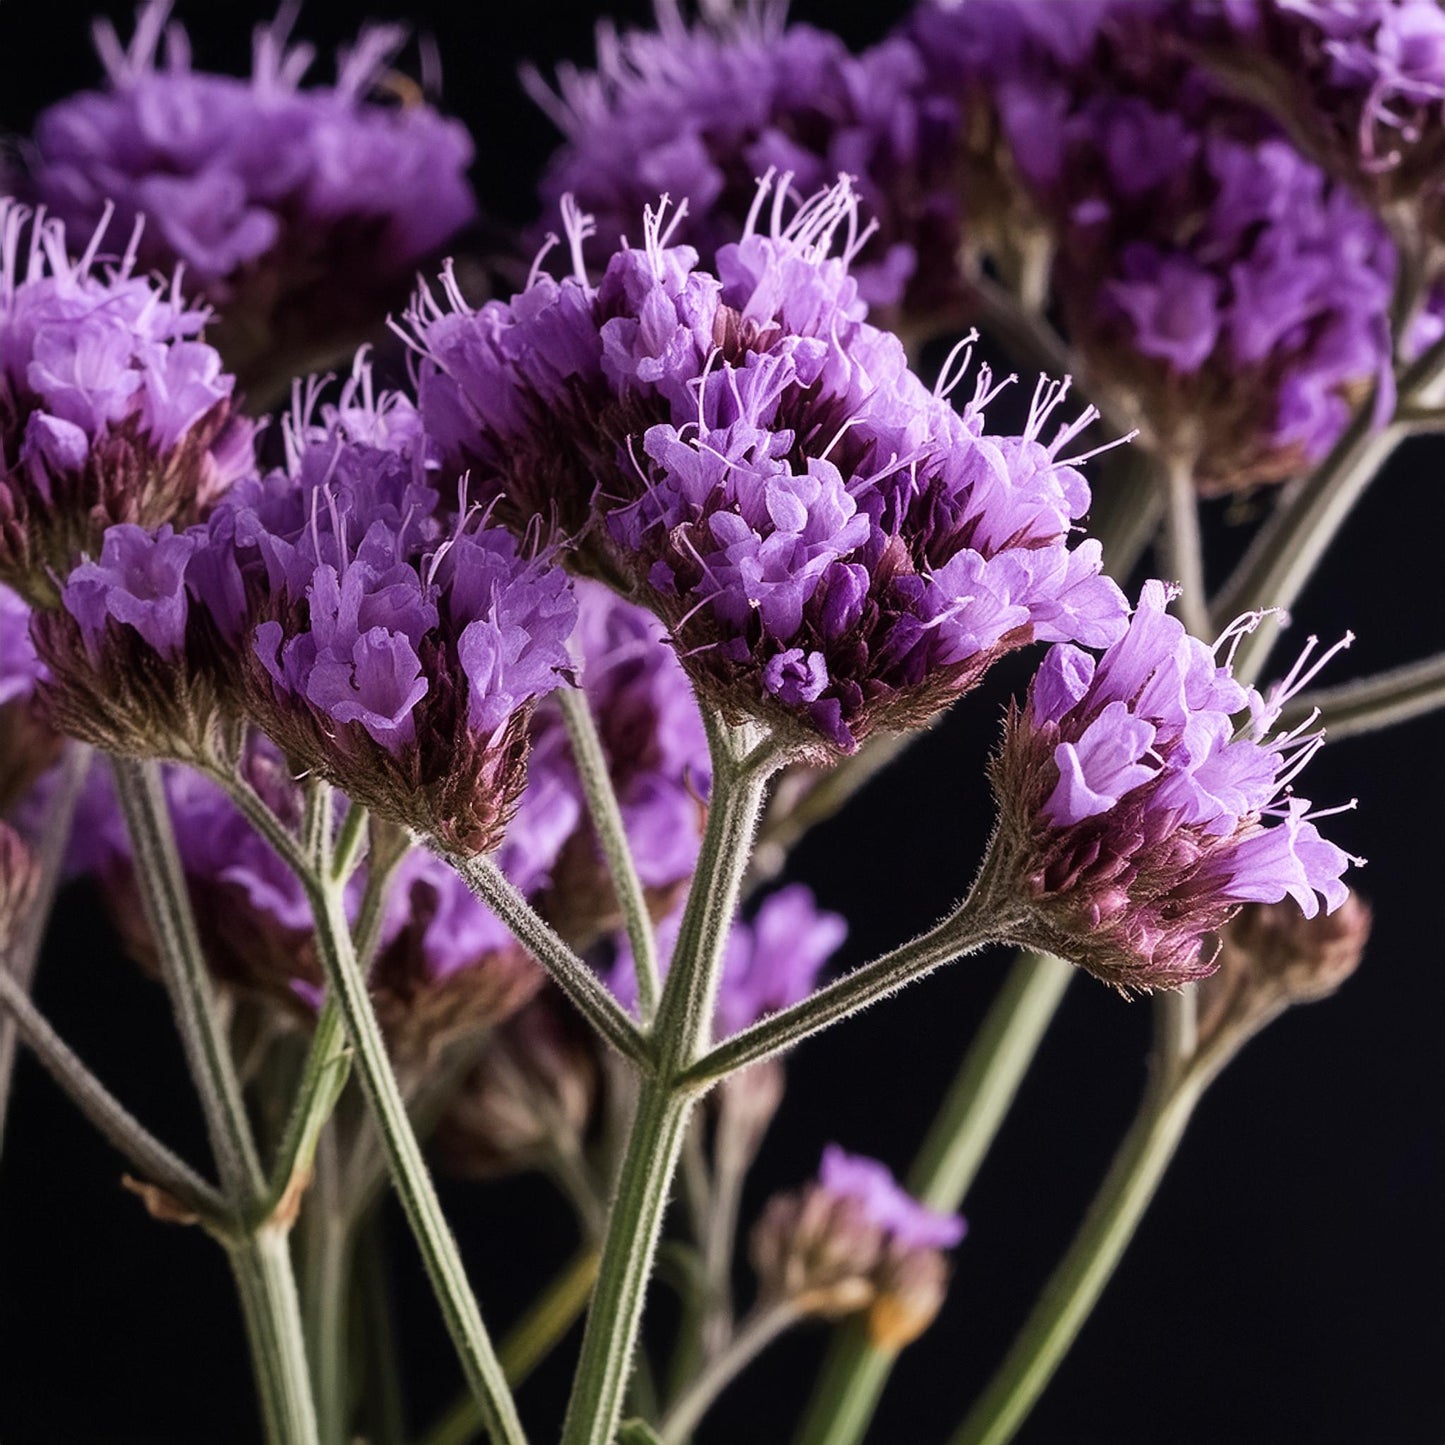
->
1, 2, 1442, 1442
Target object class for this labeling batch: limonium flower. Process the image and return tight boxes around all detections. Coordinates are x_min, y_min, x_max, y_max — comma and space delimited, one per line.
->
407, 177, 1127, 755
526, 0, 961, 315
908, 0, 1403, 492
0, 199, 252, 605
751, 1145, 964, 1347
22, 2, 477, 392
986, 580, 1361, 992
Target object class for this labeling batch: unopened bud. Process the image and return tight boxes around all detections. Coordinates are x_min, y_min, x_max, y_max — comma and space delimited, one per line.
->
1198, 893, 1371, 1056
750, 1146, 964, 1337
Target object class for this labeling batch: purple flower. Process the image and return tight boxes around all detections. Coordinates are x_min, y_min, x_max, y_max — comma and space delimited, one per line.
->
0, 583, 44, 707
986, 580, 1361, 991
911, 0, 1404, 492
62, 524, 197, 662
25, 4, 477, 391
610, 883, 846, 1040
408, 178, 1128, 755
817, 1145, 967, 1251
0, 199, 251, 604
527, 6, 960, 314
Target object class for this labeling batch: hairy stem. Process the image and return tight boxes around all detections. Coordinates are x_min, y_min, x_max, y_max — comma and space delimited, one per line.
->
304, 871, 526, 1445
658, 1303, 798, 1444
0, 741, 90, 1154
0, 963, 231, 1227
559, 687, 661, 1019
452, 852, 649, 1065
559, 719, 774, 1445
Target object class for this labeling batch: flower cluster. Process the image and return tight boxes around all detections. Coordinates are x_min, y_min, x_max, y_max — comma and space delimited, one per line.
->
986, 581, 1360, 992
751, 1145, 965, 1347
0, 200, 252, 605
527, 2, 962, 316
1198, 0, 1445, 244
908, 0, 1402, 491
408, 178, 1127, 756
37, 362, 577, 854
22, 3, 477, 391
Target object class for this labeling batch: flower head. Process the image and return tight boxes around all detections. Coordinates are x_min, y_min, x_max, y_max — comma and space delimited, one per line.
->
407, 177, 1127, 756
986, 580, 1361, 991
24, 3, 477, 391
526, 3, 960, 316
751, 1145, 964, 1347
910, 0, 1403, 492
0, 200, 251, 604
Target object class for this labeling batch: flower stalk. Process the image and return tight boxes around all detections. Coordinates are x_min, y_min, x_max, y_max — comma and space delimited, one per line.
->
558, 715, 777, 1445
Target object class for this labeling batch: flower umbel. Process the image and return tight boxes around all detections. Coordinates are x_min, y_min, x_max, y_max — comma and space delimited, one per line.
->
986, 581, 1361, 991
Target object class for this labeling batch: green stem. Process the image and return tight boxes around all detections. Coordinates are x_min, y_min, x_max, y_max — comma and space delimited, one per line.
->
111, 756, 265, 1198
559, 687, 660, 1019
451, 852, 649, 1065
0, 741, 90, 1155
559, 719, 775, 1445
657, 1303, 798, 1444
0, 963, 232, 1228
948, 1076, 1203, 1445
229, 1226, 324, 1445
302, 1129, 352, 1445
792, 952, 1073, 1445
1160, 454, 1209, 636
304, 872, 526, 1445
1279, 651, 1445, 740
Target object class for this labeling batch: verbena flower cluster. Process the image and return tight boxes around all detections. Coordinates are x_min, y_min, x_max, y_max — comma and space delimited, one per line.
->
20, 3, 477, 388
527, 1, 962, 316
987, 581, 1359, 991
408, 178, 1128, 755
0, 200, 252, 605
38, 363, 577, 854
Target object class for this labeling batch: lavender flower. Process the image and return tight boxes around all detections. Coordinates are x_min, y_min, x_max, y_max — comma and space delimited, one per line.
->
985, 580, 1360, 992
751, 1145, 964, 1346
0, 200, 251, 604
610, 882, 846, 1039
407, 178, 1128, 755
24, 3, 477, 392
910, 0, 1403, 492
527, 2, 961, 316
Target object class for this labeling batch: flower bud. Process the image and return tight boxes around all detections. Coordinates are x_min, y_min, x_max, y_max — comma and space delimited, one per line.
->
750, 1146, 964, 1337
1197, 892, 1371, 1055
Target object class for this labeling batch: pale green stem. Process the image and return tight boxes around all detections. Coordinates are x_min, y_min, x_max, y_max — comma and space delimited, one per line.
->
678, 888, 1018, 1088
1161, 453, 1210, 637
792, 952, 1072, 1445
0, 963, 231, 1227
112, 756, 318, 1444
229, 1226, 324, 1445
302, 1128, 351, 1445
559, 686, 660, 1019
947, 1074, 1203, 1445
303, 869, 527, 1445
110, 756, 265, 1199
559, 719, 775, 1445
1280, 651, 1445, 740
0, 741, 90, 1154
451, 852, 650, 1065
657, 1303, 798, 1444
